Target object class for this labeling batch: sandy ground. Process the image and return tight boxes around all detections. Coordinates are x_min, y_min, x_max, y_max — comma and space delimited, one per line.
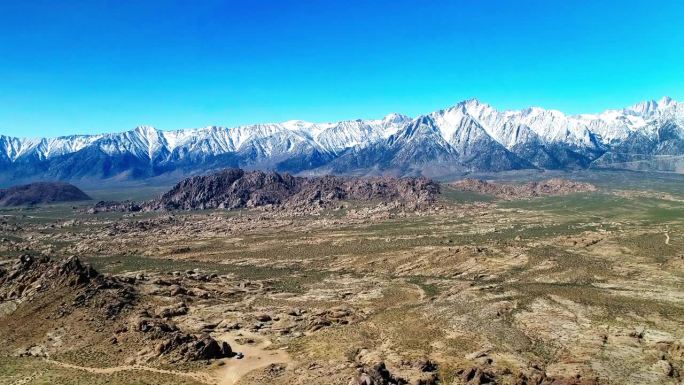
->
213, 331, 291, 385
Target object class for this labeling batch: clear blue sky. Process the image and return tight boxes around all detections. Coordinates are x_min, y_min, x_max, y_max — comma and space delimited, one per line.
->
1, 1, 683, 138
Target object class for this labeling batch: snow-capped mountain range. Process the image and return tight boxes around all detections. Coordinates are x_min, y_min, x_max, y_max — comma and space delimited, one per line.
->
1, 97, 682, 183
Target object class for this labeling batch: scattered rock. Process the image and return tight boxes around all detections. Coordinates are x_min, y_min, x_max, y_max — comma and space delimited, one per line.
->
652, 360, 674, 377
256, 314, 272, 322
451, 178, 596, 200
157, 303, 188, 318
349, 362, 407, 385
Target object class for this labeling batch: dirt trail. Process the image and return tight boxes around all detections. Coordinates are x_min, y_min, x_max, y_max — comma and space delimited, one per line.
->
665, 232, 670, 245
212, 331, 292, 385
40, 332, 291, 385
44, 359, 213, 383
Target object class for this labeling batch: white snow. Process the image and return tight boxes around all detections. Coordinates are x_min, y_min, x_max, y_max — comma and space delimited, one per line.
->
1, 97, 679, 163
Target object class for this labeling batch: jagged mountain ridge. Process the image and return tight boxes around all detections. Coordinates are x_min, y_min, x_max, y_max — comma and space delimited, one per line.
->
1, 97, 682, 182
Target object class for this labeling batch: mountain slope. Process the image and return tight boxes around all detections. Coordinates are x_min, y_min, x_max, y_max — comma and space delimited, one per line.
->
0, 181, 91, 206
1, 97, 682, 182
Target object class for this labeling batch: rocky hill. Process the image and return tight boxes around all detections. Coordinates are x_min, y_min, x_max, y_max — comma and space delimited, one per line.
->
0, 255, 237, 364
0, 181, 91, 206
450, 178, 597, 199
90, 168, 440, 213
0, 255, 131, 318
152, 168, 440, 210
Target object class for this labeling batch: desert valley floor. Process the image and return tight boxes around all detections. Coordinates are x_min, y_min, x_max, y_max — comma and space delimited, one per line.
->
0, 171, 682, 385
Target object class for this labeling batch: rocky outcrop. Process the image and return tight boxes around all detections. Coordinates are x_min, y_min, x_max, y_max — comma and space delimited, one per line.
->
348, 359, 439, 385
0, 255, 135, 318
91, 168, 440, 213
0, 181, 91, 206
454, 364, 601, 385
306, 306, 357, 332
0, 255, 99, 297
155, 332, 233, 361
152, 169, 440, 210
192, 335, 233, 360
349, 362, 408, 385
450, 178, 596, 199
133, 313, 233, 361
88, 200, 143, 213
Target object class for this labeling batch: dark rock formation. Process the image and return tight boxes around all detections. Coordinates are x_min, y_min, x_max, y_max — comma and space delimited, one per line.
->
349, 362, 408, 385
460, 366, 497, 384
91, 168, 440, 213
140, 319, 233, 361
88, 200, 142, 213
192, 335, 232, 360
0, 181, 91, 206
152, 168, 440, 210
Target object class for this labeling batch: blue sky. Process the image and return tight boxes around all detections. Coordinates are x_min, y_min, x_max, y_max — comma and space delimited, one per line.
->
1, 0, 683, 138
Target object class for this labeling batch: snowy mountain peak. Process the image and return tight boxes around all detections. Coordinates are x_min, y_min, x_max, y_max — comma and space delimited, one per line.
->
383, 113, 411, 125
134, 125, 158, 133
1, 97, 682, 181
626, 97, 677, 117
281, 120, 317, 130
659, 96, 674, 106
461, 97, 483, 106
